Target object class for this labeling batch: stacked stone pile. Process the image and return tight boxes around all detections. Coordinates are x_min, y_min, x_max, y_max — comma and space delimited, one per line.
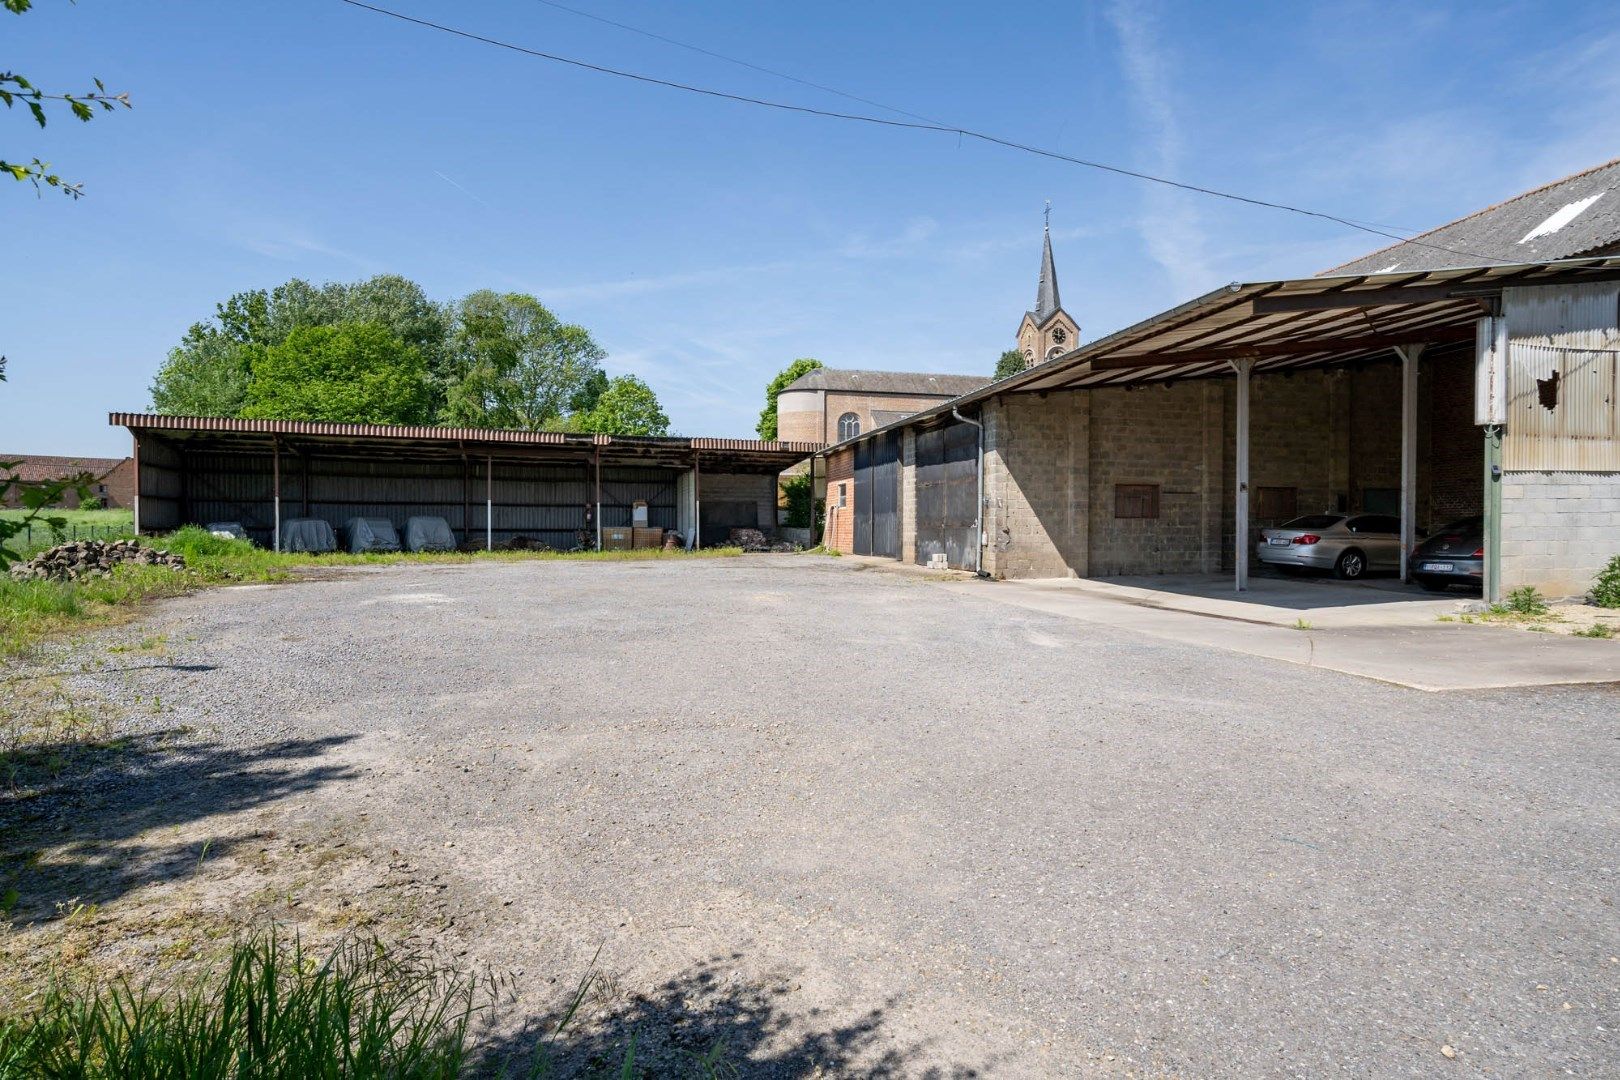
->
8, 539, 187, 581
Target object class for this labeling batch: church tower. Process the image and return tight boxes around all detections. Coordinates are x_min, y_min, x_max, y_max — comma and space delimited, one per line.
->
1015, 213, 1080, 368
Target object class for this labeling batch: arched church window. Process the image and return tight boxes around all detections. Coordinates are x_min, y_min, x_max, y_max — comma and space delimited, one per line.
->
837, 412, 861, 440
1046, 345, 1065, 359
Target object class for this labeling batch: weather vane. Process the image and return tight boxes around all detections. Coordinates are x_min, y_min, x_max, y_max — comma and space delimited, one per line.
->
1044, 200, 1052, 230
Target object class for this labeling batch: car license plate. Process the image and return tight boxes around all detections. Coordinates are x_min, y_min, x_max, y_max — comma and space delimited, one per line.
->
1421, 562, 1454, 572
1268, 537, 1290, 546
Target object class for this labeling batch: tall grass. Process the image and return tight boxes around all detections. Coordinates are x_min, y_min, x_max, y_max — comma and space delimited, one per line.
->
0, 933, 488, 1079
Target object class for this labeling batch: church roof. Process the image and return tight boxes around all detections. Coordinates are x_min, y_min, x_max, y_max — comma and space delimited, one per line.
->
781, 368, 990, 396
1034, 225, 1062, 322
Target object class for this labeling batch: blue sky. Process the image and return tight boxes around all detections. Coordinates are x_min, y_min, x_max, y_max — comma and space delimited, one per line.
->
5, 0, 1619, 456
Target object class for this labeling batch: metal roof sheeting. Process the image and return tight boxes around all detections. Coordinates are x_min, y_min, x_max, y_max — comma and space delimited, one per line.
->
1326, 157, 1620, 275
109, 414, 821, 455
817, 257, 1620, 454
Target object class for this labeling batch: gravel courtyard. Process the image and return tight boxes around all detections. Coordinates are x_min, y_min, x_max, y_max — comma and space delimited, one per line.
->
9, 554, 1618, 1076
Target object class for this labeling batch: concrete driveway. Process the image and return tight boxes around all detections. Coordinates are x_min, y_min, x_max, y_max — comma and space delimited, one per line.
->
46, 555, 1620, 1076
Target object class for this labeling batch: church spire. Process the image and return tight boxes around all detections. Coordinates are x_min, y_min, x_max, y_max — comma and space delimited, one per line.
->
1034, 207, 1061, 323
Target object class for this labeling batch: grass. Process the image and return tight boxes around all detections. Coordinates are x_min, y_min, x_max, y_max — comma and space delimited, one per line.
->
1292, 618, 1314, 631
1573, 622, 1615, 639
0, 509, 134, 555
0, 932, 491, 1079
1, 526, 743, 660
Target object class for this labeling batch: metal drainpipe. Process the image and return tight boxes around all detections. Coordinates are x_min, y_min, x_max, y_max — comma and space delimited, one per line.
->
951, 407, 985, 576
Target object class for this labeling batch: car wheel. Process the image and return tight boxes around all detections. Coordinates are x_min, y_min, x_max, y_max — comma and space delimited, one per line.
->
1334, 549, 1367, 580
1417, 576, 1451, 593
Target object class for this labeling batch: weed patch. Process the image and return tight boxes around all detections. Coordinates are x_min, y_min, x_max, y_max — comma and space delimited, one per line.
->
0, 931, 491, 1078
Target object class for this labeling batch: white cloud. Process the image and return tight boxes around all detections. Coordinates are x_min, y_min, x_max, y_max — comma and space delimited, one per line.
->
1103, 0, 1216, 296
837, 217, 940, 259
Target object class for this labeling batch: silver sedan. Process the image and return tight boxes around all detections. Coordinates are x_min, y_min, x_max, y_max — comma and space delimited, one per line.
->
1255, 513, 1404, 580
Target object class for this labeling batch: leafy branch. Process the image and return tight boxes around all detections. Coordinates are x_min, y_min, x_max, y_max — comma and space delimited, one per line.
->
0, 460, 92, 568
4, 0, 131, 198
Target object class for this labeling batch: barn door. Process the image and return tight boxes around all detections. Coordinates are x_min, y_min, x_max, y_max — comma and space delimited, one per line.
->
853, 439, 874, 555
915, 421, 977, 569
870, 431, 901, 558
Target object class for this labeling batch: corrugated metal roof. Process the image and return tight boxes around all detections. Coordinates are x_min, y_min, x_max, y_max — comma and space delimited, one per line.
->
780, 368, 990, 395
109, 414, 821, 455
1326, 157, 1620, 275
818, 256, 1620, 453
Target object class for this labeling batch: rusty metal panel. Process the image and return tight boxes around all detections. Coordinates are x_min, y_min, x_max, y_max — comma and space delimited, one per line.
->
1503, 283, 1620, 471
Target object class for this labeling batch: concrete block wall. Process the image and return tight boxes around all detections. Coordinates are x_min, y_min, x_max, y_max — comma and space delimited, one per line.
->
983, 393, 1088, 579
1425, 347, 1482, 524
977, 362, 1432, 580
1500, 471, 1620, 598
1089, 383, 1219, 575
699, 472, 778, 532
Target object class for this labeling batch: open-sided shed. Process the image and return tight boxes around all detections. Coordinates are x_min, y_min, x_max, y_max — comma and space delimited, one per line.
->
114, 414, 819, 551
818, 257, 1620, 600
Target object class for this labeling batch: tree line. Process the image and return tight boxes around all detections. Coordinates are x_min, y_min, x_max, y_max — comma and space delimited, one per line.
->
150, 275, 670, 436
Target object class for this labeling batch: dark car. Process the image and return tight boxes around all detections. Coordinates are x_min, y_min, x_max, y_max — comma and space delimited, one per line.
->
1411, 516, 1484, 592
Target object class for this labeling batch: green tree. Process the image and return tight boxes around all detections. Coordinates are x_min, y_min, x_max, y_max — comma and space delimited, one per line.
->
242, 324, 433, 424
149, 324, 255, 417
3, 0, 130, 198
149, 275, 452, 418
443, 291, 606, 430
757, 358, 823, 440
995, 348, 1027, 379
571, 375, 670, 436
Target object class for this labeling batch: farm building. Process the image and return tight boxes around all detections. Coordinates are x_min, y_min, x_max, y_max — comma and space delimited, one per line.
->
818, 255, 1620, 601
1, 454, 134, 509
774, 367, 990, 444
113, 414, 818, 551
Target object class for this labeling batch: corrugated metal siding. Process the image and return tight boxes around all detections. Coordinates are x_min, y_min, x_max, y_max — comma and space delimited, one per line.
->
177, 450, 697, 548
1503, 283, 1620, 470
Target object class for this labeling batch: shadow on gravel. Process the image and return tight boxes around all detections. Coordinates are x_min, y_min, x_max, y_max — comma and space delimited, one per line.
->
482, 952, 984, 1079
0, 732, 357, 922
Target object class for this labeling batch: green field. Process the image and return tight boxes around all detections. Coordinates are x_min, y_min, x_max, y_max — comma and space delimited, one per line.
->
1, 507, 135, 552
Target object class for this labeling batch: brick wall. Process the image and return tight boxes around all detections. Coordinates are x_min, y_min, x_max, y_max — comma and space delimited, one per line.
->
1500, 471, 1620, 597
822, 447, 855, 553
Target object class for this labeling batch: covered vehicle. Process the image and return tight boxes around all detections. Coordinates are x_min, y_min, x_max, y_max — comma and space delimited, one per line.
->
1410, 516, 1484, 593
1256, 513, 1404, 580
404, 515, 457, 552
343, 517, 401, 554
277, 518, 337, 553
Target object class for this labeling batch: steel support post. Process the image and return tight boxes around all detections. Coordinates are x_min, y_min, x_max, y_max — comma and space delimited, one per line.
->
1396, 344, 1425, 582
1231, 358, 1254, 591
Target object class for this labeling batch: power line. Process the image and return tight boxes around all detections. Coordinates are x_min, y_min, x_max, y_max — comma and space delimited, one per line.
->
337, 0, 1502, 263
530, 0, 947, 127
533, 0, 1417, 239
